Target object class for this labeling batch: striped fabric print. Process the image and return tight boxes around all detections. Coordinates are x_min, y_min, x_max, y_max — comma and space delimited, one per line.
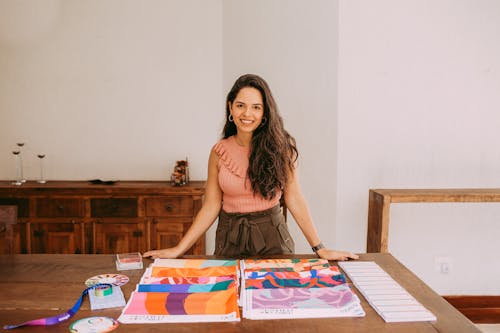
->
243, 259, 330, 272
245, 275, 346, 289
151, 266, 237, 278
245, 267, 341, 280
123, 288, 239, 316
251, 285, 355, 309
153, 259, 238, 268
137, 280, 236, 293
141, 275, 235, 285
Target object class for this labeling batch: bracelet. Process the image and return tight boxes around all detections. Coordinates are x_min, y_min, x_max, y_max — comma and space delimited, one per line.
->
311, 242, 325, 254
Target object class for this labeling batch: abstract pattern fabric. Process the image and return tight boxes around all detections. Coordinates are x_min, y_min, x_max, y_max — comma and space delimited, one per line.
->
141, 276, 235, 285
243, 258, 330, 272
241, 259, 365, 320
151, 266, 237, 278
137, 280, 236, 293
123, 289, 238, 316
118, 259, 240, 323
245, 275, 346, 289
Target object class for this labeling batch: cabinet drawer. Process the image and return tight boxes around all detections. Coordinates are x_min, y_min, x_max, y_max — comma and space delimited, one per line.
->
36, 198, 85, 217
91, 198, 137, 217
145, 197, 193, 216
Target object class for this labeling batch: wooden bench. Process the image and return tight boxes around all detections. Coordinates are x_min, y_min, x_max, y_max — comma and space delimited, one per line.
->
367, 188, 500, 253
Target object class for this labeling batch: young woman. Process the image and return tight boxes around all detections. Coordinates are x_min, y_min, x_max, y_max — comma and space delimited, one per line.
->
143, 74, 358, 261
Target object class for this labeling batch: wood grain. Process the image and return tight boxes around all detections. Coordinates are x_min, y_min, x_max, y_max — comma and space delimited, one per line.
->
367, 188, 500, 253
0, 253, 481, 333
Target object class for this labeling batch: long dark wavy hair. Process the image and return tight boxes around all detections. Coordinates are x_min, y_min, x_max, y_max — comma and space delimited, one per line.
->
222, 74, 298, 200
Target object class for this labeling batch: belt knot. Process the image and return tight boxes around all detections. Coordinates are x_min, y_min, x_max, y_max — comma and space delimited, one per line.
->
228, 216, 266, 254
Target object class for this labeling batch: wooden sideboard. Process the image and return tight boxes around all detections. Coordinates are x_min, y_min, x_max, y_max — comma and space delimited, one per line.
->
0, 181, 205, 255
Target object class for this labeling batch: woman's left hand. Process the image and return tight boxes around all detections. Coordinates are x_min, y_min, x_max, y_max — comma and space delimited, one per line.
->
316, 248, 359, 261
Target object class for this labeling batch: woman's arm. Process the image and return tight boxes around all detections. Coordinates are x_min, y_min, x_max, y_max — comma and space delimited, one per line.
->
143, 147, 222, 259
284, 165, 358, 261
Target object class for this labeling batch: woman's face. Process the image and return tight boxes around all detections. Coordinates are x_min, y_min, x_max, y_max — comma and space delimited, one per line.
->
229, 87, 264, 135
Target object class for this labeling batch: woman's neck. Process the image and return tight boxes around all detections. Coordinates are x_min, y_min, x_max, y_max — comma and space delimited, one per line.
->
234, 133, 252, 147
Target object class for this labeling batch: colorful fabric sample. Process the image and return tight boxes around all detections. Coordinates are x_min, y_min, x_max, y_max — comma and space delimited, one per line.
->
119, 259, 241, 323
240, 259, 365, 320
244, 267, 341, 280
153, 259, 238, 268
243, 284, 365, 319
243, 258, 330, 272
244, 275, 346, 289
141, 275, 235, 285
119, 288, 240, 323
151, 266, 237, 278
137, 280, 235, 293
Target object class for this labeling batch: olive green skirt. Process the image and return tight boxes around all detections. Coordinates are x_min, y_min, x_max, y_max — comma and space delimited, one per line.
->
214, 205, 295, 257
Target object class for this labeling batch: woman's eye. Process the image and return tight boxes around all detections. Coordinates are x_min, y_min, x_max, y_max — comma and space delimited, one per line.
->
253, 105, 262, 111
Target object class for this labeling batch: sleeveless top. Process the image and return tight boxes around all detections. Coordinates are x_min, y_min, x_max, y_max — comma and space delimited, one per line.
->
214, 136, 281, 213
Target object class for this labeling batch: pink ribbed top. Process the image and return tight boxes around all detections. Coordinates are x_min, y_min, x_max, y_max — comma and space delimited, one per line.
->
214, 136, 281, 213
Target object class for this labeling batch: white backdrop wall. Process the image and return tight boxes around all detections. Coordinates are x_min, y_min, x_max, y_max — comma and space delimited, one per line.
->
337, 0, 500, 294
1, 0, 499, 294
0, 0, 222, 182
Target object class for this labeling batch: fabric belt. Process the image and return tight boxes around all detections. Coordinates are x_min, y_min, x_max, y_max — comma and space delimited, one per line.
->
221, 205, 281, 255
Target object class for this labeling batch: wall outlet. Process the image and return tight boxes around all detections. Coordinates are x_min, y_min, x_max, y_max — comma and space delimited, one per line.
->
434, 256, 452, 274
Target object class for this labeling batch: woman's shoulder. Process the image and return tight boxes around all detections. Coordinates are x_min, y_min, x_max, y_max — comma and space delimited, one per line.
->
212, 136, 246, 178
213, 136, 235, 155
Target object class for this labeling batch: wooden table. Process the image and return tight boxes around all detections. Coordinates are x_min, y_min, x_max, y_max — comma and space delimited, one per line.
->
367, 188, 500, 253
0, 254, 479, 333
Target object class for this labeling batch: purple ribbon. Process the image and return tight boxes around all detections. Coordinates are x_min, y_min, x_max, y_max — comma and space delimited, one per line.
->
3, 283, 112, 330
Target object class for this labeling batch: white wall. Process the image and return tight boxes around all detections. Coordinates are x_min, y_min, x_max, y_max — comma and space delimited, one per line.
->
0, 0, 222, 182
1, 0, 499, 295
338, 0, 500, 294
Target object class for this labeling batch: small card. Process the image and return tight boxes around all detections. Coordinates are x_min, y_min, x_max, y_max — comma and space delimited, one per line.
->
116, 252, 143, 271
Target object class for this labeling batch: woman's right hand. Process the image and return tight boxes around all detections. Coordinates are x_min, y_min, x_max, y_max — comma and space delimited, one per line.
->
142, 247, 181, 259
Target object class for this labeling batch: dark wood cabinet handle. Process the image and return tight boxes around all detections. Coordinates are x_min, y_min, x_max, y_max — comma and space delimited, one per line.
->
57, 205, 65, 211
133, 231, 143, 237
164, 204, 174, 212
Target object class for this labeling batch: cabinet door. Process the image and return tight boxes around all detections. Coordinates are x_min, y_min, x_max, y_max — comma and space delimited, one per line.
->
93, 221, 146, 254
30, 221, 84, 254
0, 198, 29, 217
151, 218, 204, 255
0, 223, 22, 254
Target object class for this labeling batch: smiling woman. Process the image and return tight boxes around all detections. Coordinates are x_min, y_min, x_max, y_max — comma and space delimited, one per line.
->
228, 87, 265, 137
143, 74, 358, 261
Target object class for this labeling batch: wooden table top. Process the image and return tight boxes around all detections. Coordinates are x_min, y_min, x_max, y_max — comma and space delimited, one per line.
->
0, 253, 479, 333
